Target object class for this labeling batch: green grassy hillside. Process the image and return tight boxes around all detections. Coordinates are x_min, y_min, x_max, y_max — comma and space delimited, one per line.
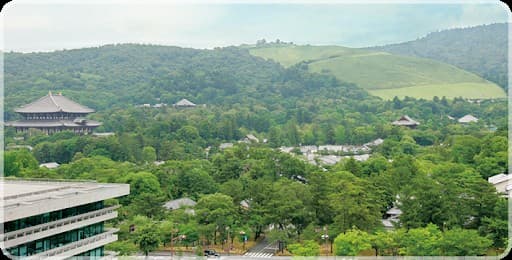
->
249, 45, 506, 100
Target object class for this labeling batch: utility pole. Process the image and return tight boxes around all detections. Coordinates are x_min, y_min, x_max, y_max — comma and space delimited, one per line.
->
170, 228, 174, 259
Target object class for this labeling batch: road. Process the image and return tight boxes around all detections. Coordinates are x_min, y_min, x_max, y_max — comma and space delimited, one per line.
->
242, 238, 277, 258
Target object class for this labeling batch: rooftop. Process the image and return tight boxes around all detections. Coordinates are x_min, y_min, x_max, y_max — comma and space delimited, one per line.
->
458, 114, 479, 123
163, 197, 197, 210
15, 92, 94, 114
0, 178, 129, 222
174, 98, 196, 107
392, 115, 420, 126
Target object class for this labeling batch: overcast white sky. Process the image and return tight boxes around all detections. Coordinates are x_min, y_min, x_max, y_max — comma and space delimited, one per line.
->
1, 0, 510, 52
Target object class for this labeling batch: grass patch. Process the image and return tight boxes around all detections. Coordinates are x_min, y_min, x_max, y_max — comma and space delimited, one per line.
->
249, 45, 505, 99
369, 82, 506, 100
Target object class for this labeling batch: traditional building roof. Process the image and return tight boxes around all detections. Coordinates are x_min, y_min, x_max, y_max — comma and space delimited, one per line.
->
15, 92, 94, 114
240, 134, 259, 143
174, 98, 196, 107
163, 197, 197, 210
219, 143, 234, 149
458, 114, 479, 124
392, 115, 420, 126
39, 162, 60, 169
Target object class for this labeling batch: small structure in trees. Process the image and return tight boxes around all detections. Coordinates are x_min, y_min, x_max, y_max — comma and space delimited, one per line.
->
458, 114, 479, 124
391, 115, 420, 128
174, 98, 196, 108
163, 197, 197, 210
488, 173, 512, 197
240, 134, 259, 143
39, 162, 60, 169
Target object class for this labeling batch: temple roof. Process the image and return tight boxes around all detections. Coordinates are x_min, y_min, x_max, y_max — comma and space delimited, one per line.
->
392, 115, 420, 126
15, 92, 94, 113
174, 98, 196, 107
458, 114, 479, 123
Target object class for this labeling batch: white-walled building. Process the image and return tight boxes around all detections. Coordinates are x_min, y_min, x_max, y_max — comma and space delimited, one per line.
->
488, 173, 512, 197
0, 178, 129, 259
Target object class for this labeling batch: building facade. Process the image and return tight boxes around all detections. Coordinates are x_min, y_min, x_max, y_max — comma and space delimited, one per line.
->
5, 91, 101, 135
0, 178, 129, 259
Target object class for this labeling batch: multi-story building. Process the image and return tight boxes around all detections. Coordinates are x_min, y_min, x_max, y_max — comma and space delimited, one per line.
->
0, 178, 129, 259
5, 91, 101, 135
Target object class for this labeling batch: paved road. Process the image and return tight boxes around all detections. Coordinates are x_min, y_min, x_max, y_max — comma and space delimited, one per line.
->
243, 238, 277, 258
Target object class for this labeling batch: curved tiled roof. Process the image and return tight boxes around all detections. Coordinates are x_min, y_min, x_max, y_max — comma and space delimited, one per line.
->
15, 92, 94, 113
174, 98, 196, 107
392, 115, 420, 126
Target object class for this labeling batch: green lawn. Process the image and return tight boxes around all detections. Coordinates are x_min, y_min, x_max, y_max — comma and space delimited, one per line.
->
249, 45, 506, 99
369, 82, 506, 100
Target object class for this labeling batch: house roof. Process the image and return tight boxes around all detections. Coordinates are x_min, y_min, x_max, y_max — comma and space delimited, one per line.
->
488, 173, 511, 185
175, 98, 196, 107
458, 114, 479, 123
163, 197, 197, 210
39, 162, 60, 169
392, 115, 420, 126
219, 143, 234, 149
15, 92, 94, 113
240, 200, 250, 209
245, 134, 259, 142
386, 207, 402, 215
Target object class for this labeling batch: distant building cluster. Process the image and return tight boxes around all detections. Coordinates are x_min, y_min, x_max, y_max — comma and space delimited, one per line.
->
136, 98, 203, 109
279, 138, 384, 166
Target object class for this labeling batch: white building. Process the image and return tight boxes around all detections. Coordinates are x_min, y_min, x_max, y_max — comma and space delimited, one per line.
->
488, 173, 512, 197
0, 178, 129, 259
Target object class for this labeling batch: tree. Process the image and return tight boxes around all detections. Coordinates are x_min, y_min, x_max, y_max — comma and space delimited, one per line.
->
287, 240, 320, 256
195, 193, 237, 244
328, 171, 382, 233
439, 228, 492, 256
450, 135, 481, 164
142, 146, 157, 163
135, 224, 161, 257
333, 228, 372, 256
3, 151, 20, 176
398, 224, 441, 256
370, 231, 398, 256
123, 172, 166, 218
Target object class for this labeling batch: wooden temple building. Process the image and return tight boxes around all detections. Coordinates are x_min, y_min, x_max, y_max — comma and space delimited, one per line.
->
5, 91, 101, 134
391, 115, 420, 129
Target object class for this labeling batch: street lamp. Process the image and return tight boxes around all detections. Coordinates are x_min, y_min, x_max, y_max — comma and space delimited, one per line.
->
321, 226, 329, 256
170, 227, 179, 258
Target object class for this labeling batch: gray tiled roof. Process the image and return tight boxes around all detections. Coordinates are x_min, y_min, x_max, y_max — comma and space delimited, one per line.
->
175, 99, 196, 107
163, 197, 197, 210
392, 115, 420, 126
15, 92, 94, 113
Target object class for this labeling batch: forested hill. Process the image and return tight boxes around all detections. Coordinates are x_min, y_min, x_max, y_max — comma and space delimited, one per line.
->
368, 23, 508, 90
4, 44, 367, 119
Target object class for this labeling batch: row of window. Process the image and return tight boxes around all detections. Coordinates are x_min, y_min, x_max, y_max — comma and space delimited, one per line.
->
7, 222, 104, 257
67, 246, 104, 260
22, 113, 88, 120
3, 201, 104, 233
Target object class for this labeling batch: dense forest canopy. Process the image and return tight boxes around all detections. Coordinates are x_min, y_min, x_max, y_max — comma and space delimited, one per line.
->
4, 44, 367, 120
368, 23, 508, 91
